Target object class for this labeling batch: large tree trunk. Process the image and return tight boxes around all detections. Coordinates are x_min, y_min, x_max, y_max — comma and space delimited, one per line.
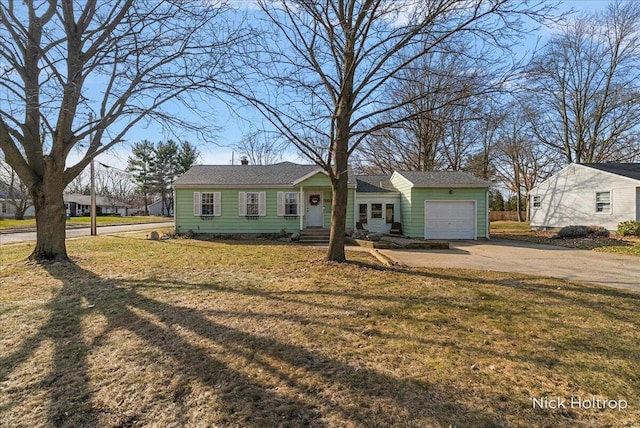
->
29, 161, 68, 261
327, 172, 348, 262
326, 130, 350, 262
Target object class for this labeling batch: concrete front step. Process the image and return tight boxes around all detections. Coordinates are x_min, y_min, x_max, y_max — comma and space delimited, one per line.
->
299, 228, 330, 244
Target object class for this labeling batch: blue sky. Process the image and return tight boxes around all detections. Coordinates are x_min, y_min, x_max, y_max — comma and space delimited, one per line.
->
89, 0, 614, 170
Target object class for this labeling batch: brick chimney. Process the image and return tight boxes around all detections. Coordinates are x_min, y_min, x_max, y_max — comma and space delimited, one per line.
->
240, 156, 249, 165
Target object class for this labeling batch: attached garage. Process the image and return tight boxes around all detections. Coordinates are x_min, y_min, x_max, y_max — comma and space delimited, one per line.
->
424, 200, 476, 239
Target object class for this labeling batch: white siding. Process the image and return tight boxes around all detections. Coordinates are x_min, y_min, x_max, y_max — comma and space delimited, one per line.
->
0, 201, 35, 218
355, 193, 401, 233
530, 164, 640, 230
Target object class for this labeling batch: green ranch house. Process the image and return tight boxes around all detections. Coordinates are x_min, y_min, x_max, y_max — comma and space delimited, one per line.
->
173, 161, 491, 240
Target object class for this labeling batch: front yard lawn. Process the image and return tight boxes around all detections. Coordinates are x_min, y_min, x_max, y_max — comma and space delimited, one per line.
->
1, 236, 638, 427
491, 221, 640, 257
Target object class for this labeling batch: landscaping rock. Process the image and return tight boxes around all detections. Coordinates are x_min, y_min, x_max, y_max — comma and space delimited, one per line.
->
352, 230, 368, 239
291, 232, 300, 242
148, 230, 160, 240
367, 233, 383, 241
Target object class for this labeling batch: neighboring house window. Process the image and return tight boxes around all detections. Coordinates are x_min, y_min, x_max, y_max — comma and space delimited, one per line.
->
1, 202, 6, 214
532, 195, 541, 208
277, 192, 299, 216
386, 204, 394, 224
239, 192, 266, 216
595, 191, 611, 213
359, 204, 367, 223
193, 192, 221, 216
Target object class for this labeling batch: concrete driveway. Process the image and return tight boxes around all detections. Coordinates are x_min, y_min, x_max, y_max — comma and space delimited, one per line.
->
378, 239, 640, 292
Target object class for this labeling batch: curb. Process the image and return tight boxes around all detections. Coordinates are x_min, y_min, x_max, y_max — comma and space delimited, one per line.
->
369, 249, 406, 268
375, 250, 406, 267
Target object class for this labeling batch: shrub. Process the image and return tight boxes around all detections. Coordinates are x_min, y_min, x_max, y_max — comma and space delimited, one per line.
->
556, 225, 610, 239
587, 225, 610, 238
617, 220, 640, 237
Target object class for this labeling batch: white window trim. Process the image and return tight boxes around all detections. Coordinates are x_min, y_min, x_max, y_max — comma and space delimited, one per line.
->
595, 191, 611, 214
193, 192, 221, 217
532, 195, 541, 208
277, 191, 299, 216
239, 191, 266, 217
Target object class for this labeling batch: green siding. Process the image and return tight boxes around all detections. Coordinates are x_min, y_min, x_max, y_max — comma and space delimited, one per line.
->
390, 174, 414, 232
298, 172, 332, 187
175, 186, 355, 234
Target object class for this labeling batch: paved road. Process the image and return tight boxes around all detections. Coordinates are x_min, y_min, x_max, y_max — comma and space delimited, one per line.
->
378, 239, 640, 292
0, 222, 174, 244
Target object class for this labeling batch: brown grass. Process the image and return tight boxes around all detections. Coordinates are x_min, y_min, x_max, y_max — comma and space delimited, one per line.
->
1, 236, 639, 427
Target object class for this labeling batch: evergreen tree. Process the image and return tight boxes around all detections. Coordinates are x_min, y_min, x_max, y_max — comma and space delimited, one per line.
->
489, 190, 505, 212
127, 140, 155, 215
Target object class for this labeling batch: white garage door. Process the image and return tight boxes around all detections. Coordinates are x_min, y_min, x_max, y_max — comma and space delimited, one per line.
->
424, 201, 476, 239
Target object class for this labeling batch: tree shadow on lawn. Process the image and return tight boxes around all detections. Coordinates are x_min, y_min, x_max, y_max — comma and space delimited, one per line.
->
2, 260, 506, 428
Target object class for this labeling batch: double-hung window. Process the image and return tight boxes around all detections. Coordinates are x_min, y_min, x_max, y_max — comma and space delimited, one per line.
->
193, 192, 221, 216
595, 191, 611, 213
284, 192, 298, 216
201, 193, 216, 215
277, 192, 300, 216
246, 192, 259, 216
239, 192, 266, 216
532, 195, 541, 208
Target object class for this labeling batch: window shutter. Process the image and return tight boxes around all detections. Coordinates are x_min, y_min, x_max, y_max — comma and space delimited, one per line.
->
193, 192, 201, 216
259, 192, 267, 216
277, 192, 285, 216
238, 192, 246, 216
213, 192, 221, 216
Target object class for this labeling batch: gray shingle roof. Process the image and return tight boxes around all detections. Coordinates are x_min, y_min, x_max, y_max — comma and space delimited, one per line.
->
174, 162, 357, 186
581, 163, 640, 181
355, 175, 396, 192
394, 170, 491, 187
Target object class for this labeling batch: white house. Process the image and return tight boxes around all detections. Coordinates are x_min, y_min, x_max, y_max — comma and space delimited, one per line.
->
0, 183, 34, 218
64, 193, 131, 217
529, 163, 640, 231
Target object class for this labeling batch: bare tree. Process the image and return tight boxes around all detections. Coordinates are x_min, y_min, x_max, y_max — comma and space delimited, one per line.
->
226, 0, 554, 262
524, 0, 640, 164
0, 0, 235, 260
0, 158, 32, 219
355, 46, 478, 173
65, 171, 90, 196
234, 130, 288, 166
494, 106, 555, 221
93, 163, 137, 212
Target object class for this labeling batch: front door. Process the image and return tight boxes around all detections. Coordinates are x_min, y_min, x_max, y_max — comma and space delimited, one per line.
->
368, 203, 386, 232
306, 192, 323, 227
